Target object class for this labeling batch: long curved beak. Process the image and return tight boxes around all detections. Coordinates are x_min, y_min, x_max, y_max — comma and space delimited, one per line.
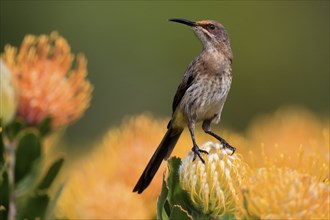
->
168, 18, 196, 27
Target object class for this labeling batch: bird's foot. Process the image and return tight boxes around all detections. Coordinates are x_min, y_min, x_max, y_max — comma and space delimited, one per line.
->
204, 130, 236, 155
219, 138, 236, 155
191, 144, 208, 163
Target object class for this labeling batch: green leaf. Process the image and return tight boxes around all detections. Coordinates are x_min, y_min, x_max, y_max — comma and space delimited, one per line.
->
166, 157, 181, 204
166, 157, 191, 211
166, 157, 205, 219
4, 118, 26, 140
164, 200, 172, 219
16, 165, 49, 219
169, 205, 192, 220
16, 158, 43, 199
15, 129, 42, 184
157, 172, 170, 220
18, 194, 49, 220
38, 157, 64, 190
37, 116, 52, 136
44, 181, 66, 219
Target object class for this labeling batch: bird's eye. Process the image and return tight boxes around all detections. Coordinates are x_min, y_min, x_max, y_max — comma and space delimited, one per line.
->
209, 24, 216, 30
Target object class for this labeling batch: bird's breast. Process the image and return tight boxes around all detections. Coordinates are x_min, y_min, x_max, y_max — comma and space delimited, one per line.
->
179, 70, 232, 123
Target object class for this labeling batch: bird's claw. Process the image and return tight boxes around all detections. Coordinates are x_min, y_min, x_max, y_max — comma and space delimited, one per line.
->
220, 139, 236, 155
192, 145, 208, 163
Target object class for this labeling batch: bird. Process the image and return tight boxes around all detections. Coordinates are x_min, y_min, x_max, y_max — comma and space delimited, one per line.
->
133, 18, 236, 194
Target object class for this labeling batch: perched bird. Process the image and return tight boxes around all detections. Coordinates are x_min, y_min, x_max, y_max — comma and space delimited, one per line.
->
133, 18, 236, 194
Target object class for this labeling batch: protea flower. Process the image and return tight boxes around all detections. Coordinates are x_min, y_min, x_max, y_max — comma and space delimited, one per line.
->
179, 141, 248, 217
2, 32, 92, 128
238, 166, 330, 219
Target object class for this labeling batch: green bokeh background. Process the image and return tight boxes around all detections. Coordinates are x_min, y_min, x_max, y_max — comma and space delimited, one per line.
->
1, 1, 329, 144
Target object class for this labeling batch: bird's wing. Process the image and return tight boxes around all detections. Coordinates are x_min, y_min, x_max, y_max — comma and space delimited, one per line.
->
166, 59, 199, 129
171, 61, 197, 114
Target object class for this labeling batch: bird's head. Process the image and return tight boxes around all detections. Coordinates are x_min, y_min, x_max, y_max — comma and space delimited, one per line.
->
169, 18, 231, 56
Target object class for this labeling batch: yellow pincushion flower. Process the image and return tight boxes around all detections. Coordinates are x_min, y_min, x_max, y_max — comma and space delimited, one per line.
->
240, 107, 329, 182
56, 176, 151, 219
54, 115, 165, 219
53, 109, 328, 218
2, 32, 92, 128
243, 107, 329, 168
179, 141, 248, 217
238, 166, 330, 219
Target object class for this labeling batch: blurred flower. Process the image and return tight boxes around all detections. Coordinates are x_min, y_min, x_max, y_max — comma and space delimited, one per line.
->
238, 166, 330, 219
246, 107, 328, 151
54, 114, 217, 219
1, 32, 92, 128
54, 114, 167, 219
179, 141, 248, 217
54, 108, 329, 218
0, 59, 17, 125
241, 107, 329, 182
104, 114, 171, 203
55, 171, 151, 219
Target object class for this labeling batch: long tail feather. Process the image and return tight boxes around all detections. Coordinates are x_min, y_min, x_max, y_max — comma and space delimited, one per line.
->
133, 126, 183, 194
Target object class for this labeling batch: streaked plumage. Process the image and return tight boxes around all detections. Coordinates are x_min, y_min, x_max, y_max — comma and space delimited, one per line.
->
133, 18, 235, 194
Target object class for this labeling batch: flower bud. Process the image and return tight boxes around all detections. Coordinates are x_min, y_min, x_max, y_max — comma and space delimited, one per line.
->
0, 59, 17, 125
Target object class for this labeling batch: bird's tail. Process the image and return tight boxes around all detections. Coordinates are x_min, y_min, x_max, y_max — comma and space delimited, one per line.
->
133, 126, 183, 194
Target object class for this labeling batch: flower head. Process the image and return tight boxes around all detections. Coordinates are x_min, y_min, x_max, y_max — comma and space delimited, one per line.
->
2, 32, 92, 128
55, 162, 152, 220
0, 59, 18, 125
54, 114, 166, 219
179, 141, 248, 217
241, 107, 329, 182
238, 166, 330, 219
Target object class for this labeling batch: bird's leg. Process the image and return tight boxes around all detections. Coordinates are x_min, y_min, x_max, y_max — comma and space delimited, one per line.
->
188, 122, 208, 163
202, 120, 236, 155
206, 130, 236, 155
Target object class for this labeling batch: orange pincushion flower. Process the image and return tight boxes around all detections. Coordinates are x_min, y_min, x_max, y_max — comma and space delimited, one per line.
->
2, 32, 92, 128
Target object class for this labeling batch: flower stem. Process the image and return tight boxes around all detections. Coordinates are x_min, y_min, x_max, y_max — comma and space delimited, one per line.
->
5, 137, 16, 220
